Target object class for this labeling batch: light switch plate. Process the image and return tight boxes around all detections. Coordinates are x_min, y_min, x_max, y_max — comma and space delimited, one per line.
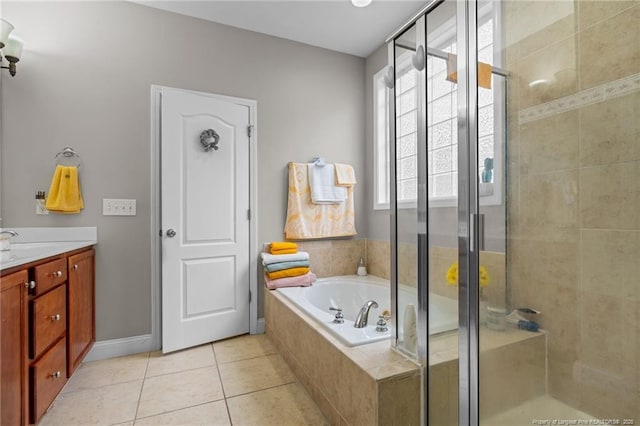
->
103, 198, 136, 216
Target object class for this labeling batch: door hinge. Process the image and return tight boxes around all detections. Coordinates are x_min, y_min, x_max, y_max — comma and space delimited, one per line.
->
247, 125, 254, 138
247, 209, 251, 220
249, 290, 252, 303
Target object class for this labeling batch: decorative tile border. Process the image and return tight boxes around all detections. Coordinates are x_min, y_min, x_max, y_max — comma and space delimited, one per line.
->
518, 72, 640, 124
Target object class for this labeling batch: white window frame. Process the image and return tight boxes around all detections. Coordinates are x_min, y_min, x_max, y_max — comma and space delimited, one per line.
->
373, 3, 503, 210
373, 66, 390, 210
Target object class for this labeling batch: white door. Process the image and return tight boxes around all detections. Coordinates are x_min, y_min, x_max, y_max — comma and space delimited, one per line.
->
161, 88, 250, 353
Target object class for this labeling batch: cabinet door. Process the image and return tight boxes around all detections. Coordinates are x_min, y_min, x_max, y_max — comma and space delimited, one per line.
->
67, 249, 95, 376
1, 269, 28, 426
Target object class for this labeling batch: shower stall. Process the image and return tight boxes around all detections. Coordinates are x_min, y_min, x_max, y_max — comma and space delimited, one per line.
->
384, 0, 639, 424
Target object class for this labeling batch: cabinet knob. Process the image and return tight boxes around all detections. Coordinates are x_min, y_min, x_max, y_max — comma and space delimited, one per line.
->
50, 371, 61, 379
51, 314, 61, 321
24, 280, 36, 289
72, 264, 79, 270
53, 270, 63, 278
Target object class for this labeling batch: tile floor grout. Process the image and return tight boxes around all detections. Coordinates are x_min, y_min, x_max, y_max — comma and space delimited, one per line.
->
210, 343, 234, 425
41, 335, 328, 426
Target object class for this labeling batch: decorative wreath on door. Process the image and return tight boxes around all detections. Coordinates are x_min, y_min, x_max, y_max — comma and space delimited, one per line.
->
200, 129, 220, 152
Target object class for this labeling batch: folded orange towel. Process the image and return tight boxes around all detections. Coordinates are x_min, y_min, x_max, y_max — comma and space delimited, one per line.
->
270, 248, 297, 255
266, 266, 309, 280
445, 53, 492, 89
269, 242, 297, 254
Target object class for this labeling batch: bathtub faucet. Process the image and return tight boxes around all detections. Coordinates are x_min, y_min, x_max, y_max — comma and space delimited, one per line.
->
354, 300, 378, 328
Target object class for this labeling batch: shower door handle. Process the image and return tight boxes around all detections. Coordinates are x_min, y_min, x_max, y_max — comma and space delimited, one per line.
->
470, 213, 485, 252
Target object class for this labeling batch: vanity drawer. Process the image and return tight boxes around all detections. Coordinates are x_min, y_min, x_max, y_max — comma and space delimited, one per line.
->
30, 337, 67, 423
31, 284, 66, 359
33, 258, 67, 295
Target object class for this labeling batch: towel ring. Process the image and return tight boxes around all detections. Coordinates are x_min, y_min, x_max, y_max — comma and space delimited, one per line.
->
54, 147, 82, 167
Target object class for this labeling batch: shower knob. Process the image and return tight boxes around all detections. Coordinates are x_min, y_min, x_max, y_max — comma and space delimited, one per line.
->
166, 229, 176, 238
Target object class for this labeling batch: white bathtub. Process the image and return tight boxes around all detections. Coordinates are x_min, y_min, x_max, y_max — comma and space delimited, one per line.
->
277, 275, 458, 347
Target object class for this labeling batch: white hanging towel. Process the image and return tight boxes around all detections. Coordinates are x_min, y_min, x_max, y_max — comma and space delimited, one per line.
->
307, 163, 347, 204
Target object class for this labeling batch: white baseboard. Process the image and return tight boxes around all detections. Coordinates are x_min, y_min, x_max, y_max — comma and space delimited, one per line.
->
84, 334, 157, 362
86, 320, 264, 363
255, 318, 265, 334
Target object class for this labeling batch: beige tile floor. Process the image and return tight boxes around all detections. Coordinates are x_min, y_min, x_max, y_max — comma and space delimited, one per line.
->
39, 334, 329, 426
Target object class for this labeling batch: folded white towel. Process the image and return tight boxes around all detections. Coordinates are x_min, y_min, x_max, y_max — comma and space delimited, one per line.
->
261, 251, 310, 265
308, 163, 347, 204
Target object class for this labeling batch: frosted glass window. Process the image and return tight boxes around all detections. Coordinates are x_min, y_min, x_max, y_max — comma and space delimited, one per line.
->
432, 120, 452, 149
399, 133, 417, 158
479, 85, 494, 106
399, 112, 416, 137
374, 15, 499, 207
399, 69, 416, 93
479, 46, 493, 65
432, 94, 452, 125
400, 156, 417, 180
400, 91, 416, 114
433, 147, 452, 174
478, 105, 494, 137
434, 174, 453, 197
400, 179, 417, 201
432, 72, 453, 99
478, 20, 493, 49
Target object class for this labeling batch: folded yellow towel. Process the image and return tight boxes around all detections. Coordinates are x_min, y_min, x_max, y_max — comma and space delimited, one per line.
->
446, 53, 492, 89
45, 165, 84, 213
266, 266, 310, 280
269, 242, 298, 254
335, 163, 357, 187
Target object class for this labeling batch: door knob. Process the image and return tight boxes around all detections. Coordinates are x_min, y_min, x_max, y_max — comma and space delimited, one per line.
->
166, 229, 176, 238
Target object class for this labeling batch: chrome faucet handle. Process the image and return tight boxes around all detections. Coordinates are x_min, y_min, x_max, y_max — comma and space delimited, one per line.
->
375, 315, 388, 332
329, 307, 344, 324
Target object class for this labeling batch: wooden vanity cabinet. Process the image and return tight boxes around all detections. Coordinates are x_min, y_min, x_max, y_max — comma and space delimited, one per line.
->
0, 270, 29, 426
67, 249, 95, 376
0, 246, 95, 425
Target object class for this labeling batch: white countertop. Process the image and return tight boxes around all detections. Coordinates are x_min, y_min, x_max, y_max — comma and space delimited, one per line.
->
0, 227, 97, 271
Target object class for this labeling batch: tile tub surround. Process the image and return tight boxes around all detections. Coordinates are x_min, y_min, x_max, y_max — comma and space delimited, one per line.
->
267, 284, 546, 425
295, 239, 366, 278
265, 288, 421, 425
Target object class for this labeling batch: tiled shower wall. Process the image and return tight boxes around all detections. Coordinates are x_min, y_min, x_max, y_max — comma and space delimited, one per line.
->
504, 0, 640, 418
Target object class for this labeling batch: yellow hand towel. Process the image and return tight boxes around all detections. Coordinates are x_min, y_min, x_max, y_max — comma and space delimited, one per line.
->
445, 53, 492, 89
335, 163, 356, 187
269, 242, 298, 254
45, 165, 84, 213
266, 266, 310, 280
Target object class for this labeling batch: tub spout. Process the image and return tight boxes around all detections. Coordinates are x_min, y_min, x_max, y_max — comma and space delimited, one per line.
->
354, 300, 378, 328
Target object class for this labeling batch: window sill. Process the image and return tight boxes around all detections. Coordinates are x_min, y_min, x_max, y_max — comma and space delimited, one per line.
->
374, 183, 501, 210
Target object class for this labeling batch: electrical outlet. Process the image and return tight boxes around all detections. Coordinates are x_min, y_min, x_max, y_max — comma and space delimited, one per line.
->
103, 198, 136, 216
36, 200, 49, 215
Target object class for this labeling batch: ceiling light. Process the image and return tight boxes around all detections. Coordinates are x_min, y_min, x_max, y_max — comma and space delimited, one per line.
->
351, 0, 372, 8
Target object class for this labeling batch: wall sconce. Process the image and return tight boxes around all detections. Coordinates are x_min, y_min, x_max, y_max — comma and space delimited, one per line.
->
0, 19, 24, 77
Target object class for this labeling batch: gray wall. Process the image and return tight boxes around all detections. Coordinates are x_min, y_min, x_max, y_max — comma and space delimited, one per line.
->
0, 1, 366, 341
